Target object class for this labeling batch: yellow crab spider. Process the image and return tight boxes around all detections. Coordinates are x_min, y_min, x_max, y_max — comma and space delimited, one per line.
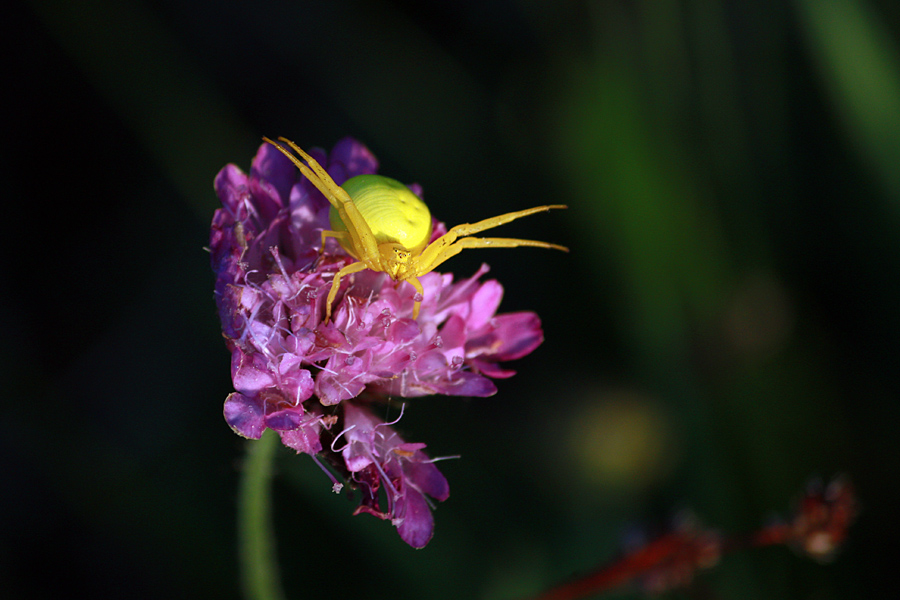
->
262, 136, 568, 322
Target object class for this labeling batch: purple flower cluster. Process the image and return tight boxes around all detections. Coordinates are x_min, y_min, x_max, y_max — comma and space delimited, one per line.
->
210, 138, 545, 547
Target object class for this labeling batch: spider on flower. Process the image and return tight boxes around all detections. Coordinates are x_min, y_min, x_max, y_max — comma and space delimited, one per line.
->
263, 136, 568, 322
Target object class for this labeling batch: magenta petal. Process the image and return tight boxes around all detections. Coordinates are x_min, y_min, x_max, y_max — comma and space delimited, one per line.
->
395, 489, 436, 549
468, 280, 504, 329
214, 164, 250, 215
316, 368, 367, 406
214, 283, 244, 339
343, 448, 373, 473
279, 423, 323, 455
247, 177, 285, 222
468, 312, 544, 361
264, 409, 304, 431
250, 142, 297, 202
388, 318, 421, 343
438, 314, 467, 350
470, 358, 518, 379
328, 137, 379, 184
405, 460, 450, 502
279, 367, 315, 405
416, 349, 453, 374
441, 372, 497, 397
224, 393, 265, 439
341, 404, 380, 471
232, 351, 275, 395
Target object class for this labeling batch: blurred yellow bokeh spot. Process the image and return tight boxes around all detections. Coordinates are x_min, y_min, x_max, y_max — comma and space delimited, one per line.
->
566, 389, 677, 493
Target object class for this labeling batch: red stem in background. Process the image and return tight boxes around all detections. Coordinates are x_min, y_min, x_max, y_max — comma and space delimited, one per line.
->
529, 476, 855, 600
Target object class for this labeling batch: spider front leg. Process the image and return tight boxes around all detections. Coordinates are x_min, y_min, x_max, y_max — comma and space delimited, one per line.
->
444, 205, 568, 239
414, 205, 568, 271
263, 137, 382, 265
263, 137, 347, 208
275, 137, 381, 263
414, 236, 568, 278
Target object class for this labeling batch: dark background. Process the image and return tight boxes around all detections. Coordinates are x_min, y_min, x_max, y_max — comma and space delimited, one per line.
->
5, 0, 899, 598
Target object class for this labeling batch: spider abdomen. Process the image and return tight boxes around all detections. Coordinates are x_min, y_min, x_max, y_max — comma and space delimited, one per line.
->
331, 174, 432, 254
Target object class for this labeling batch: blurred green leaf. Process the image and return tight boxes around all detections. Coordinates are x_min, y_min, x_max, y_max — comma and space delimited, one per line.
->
796, 0, 900, 205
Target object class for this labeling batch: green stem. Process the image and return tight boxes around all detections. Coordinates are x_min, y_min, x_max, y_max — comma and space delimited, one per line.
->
238, 430, 287, 600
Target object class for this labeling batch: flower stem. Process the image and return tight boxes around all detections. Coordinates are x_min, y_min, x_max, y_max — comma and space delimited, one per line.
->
238, 430, 287, 600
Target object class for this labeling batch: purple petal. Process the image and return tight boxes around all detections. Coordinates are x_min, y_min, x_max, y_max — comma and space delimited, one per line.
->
438, 372, 497, 397
248, 177, 285, 222
468, 280, 504, 329
214, 282, 244, 340
316, 371, 366, 406
394, 488, 435, 549
328, 137, 379, 184
231, 350, 275, 395
404, 459, 450, 502
388, 318, 421, 343
264, 409, 304, 431
408, 183, 424, 198
223, 393, 265, 439
214, 164, 250, 216
279, 366, 315, 405
438, 314, 467, 351
250, 142, 298, 203
343, 445, 374, 473
467, 312, 544, 361
469, 358, 518, 379
279, 422, 323, 455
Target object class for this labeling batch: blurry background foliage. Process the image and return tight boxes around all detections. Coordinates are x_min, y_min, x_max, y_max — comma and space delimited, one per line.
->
4, 0, 899, 598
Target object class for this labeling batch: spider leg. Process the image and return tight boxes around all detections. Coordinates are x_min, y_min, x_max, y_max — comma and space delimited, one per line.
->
325, 260, 370, 323
263, 137, 350, 209
415, 204, 567, 273
263, 137, 383, 274
445, 205, 567, 238
321, 229, 353, 256
414, 237, 569, 277
272, 137, 382, 267
405, 276, 425, 319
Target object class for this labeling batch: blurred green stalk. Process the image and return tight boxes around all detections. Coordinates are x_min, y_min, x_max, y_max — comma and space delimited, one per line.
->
238, 430, 287, 600
796, 0, 900, 204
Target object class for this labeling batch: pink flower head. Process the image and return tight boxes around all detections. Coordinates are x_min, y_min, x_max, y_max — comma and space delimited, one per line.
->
210, 138, 546, 546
